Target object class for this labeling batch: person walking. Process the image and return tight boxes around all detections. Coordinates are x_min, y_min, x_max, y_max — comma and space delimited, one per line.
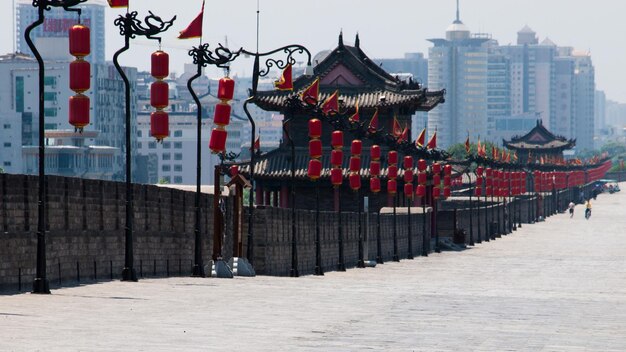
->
568, 201, 575, 218
584, 199, 592, 219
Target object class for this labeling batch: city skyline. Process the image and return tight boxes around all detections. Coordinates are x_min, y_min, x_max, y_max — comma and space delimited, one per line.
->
2, 0, 626, 102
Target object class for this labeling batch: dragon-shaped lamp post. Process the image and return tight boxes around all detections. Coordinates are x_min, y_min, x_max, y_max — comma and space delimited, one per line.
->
113, 10, 175, 282
26, 0, 87, 295
186, 44, 240, 278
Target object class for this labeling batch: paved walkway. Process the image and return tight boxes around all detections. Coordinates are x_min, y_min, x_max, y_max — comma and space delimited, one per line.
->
2, 186, 626, 351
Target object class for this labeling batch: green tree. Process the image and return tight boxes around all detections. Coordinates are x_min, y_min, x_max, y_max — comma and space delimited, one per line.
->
157, 177, 169, 184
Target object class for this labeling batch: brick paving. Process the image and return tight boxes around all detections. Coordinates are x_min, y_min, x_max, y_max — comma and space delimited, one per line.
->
1, 186, 625, 351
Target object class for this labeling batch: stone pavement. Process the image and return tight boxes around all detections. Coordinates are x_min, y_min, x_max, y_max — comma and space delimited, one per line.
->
1, 186, 626, 351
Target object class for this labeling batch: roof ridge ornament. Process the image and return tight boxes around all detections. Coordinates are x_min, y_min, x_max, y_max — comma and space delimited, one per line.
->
355, 32, 360, 48
338, 30, 344, 47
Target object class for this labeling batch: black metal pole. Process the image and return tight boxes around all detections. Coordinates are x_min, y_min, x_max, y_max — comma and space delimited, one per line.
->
26, 3, 49, 294
357, 189, 365, 267
243, 98, 255, 264
484, 185, 490, 241
337, 187, 345, 271
376, 195, 383, 264
476, 174, 482, 244
188, 55, 205, 278
468, 173, 474, 246
285, 120, 298, 278
392, 192, 399, 261
314, 183, 323, 275
407, 197, 413, 259
422, 197, 428, 256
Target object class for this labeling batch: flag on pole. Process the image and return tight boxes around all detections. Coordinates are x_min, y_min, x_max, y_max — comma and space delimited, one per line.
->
367, 108, 379, 133
464, 136, 471, 154
349, 100, 360, 122
321, 90, 339, 115
392, 117, 402, 138
251, 136, 261, 151
399, 124, 409, 142
274, 64, 293, 90
301, 78, 320, 105
178, 1, 204, 39
107, 0, 128, 8
477, 138, 482, 156
415, 128, 426, 148
426, 131, 437, 149
492, 146, 498, 160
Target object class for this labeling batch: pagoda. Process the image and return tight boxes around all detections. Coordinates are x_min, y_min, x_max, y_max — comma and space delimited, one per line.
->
240, 33, 445, 212
503, 120, 576, 164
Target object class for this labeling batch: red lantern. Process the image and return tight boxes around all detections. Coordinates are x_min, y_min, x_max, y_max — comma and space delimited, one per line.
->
404, 183, 413, 197
370, 145, 381, 160
69, 94, 90, 129
331, 149, 343, 167
476, 166, 484, 176
443, 175, 451, 186
418, 172, 427, 185
369, 161, 381, 176
388, 151, 398, 165
331, 131, 344, 148
418, 159, 427, 172
432, 163, 441, 174
150, 80, 169, 109
349, 173, 361, 190
218, 77, 235, 101
69, 24, 90, 58
69, 60, 90, 93
403, 156, 413, 169
150, 111, 169, 141
485, 187, 492, 196
403, 169, 413, 183
475, 187, 482, 197
486, 177, 493, 187
351, 140, 362, 155
388, 165, 398, 179
230, 165, 239, 176
151, 50, 169, 80
433, 174, 441, 186
387, 179, 397, 194
209, 128, 227, 153
443, 187, 451, 198
444, 164, 452, 175
349, 157, 361, 172
370, 177, 381, 193
309, 139, 322, 159
331, 168, 343, 186
308, 118, 322, 138
486, 168, 493, 178
476, 176, 483, 186
213, 103, 231, 126
433, 186, 441, 199
415, 184, 426, 197
308, 159, 322, 180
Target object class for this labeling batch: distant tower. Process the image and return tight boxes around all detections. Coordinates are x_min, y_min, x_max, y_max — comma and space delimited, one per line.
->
427, 0, 490, 148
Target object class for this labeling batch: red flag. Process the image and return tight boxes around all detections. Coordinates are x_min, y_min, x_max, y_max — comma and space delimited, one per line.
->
349, 100, 359, 122
399, 125, 409, 142
367, 108, 379, 133
501, 150, 506, 162
464, 136, 471, 154
178, 1, 204, 39
415, 128, 426, 148
274, 64, 293, 91
492, 146, 498, 160
321, 90, 339, 115
392, 117, 402, 138
481, 144, 486, 157
427, 131, 437, 149
301, 78, 320, 105
253, 136, 260, 151
477, 138, 483, 156
107, 0, 128, 8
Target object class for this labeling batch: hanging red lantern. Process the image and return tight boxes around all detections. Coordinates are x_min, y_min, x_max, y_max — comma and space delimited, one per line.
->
388, 151, 398, 165
476, 166, 484, 176
150, 110, 169, 141
486, 177, 493, 187
307, 159, 322, 180
417, 172, 427, 185
476, 176, 483, 186
330, 149, 343, 167
370, 145, 381, 160
443, 187, 451, 198
433, 186, 441, 199
370, 177, 381, 193
349, 173, 361, 190
150, 80, 169, 110
151, 50, 169, 80
209, 128, 227, 154
404, 183, 413, 197
415, 184, 426, 197
443, 175, 451, 186
433, 174, 441, 186
69, 60, 90, 93
475, 186, 482, 197
485, 187, 492, 196
349, 157, 361, 172
331, 131, 344, 148
230, 165, 239, 176
331, 168, 343, 186
387, 179, 397, 194
309, 140, 323, 159
432, 163, 441, 174
69, 24, 90, 58
444, 164, 452, 175
351, 140, 362, 155
369, 161, 380, 176
418, 159, 427, 172
388, 165, 398, 179
69, 94, 90, 130
404, 169, 413, 183
213, 103, 231, 126
403, 156, 413, 169
218, 77, 235, 102
308, 118, 322, 138
486, 168, 493, 178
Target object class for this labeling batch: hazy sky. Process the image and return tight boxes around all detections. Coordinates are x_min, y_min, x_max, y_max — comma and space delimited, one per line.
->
3, 0, 626, 102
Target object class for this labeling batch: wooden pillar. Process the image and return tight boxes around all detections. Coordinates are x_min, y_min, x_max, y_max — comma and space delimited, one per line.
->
255, 184, 263, 206
264, 189, 271, 206
272, 190, 278, 207
280, 185, 289, 208
232, 183, 243, 257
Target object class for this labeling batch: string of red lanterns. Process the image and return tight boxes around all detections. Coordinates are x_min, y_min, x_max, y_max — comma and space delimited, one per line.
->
403, 156, 414, 199
416, 159, 426, 198
307, 118, 322, 180
149, 50, 170, 142
387, 150, 398, 195
68, 23, 91, 132
369, 145, 381, 193
330, 130, 344, 187
209, 77, 235, 153
349, 139, 362, 191
432, 162, 441, 199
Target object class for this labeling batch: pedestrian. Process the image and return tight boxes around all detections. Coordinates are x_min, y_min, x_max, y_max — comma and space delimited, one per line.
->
584, 199, 592, 219
568, 201, 575, 218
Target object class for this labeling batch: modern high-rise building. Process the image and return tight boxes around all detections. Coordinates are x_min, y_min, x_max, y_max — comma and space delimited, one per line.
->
427, 6, 489, 148
15, 0, 106, 64
571, 51, 595, 152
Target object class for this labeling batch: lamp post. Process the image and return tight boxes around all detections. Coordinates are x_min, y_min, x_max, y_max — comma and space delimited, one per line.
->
467, 171, 474, 246
282, 118, 298, 277
25, 0, 87, 294
113, 10, 175, 282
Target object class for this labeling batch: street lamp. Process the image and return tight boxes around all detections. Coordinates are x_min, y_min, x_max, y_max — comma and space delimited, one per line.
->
25, 0, 88, 294
113, 10, 176, 282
